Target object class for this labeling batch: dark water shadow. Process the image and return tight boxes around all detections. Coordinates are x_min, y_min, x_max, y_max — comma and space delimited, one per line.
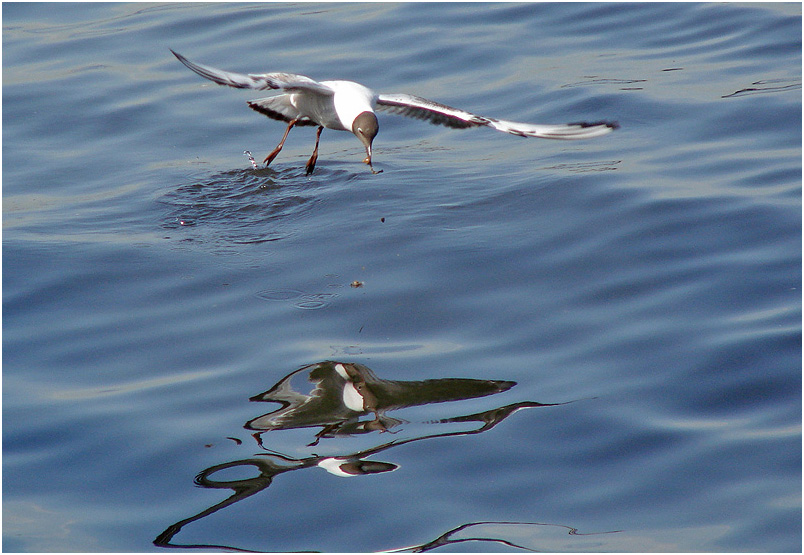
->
154, 361, 610, 552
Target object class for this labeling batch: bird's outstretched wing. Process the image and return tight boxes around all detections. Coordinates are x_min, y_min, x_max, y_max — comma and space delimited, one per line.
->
171, 50, 334, 95
376, 93, 618, 139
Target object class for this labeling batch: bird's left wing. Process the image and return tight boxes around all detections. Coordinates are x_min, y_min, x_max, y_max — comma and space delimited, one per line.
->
171, 50, 334, 95
376, 93, 617, 139
376, 94, 487, 129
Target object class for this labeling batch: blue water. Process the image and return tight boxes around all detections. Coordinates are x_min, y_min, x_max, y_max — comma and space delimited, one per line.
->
3, 2, 801, 552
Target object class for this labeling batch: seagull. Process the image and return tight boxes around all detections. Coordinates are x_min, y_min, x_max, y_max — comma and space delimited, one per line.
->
171, 50, 618, 175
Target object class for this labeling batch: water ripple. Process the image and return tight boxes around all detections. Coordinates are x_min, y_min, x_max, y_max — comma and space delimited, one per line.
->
159, 168, 319, 246
255, 288, 339, 310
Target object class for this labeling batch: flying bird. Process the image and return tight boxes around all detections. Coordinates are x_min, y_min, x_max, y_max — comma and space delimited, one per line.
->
171, 50, 618, 175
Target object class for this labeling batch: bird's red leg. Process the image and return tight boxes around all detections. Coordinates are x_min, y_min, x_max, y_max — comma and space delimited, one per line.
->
263, 118, 298, 166
305, 126, 324, 175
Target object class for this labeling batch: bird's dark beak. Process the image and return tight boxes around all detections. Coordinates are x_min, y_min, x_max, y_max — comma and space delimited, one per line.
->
352, 111, 382, 174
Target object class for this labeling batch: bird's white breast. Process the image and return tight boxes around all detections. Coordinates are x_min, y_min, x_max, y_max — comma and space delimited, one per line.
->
323, 80, 377, 130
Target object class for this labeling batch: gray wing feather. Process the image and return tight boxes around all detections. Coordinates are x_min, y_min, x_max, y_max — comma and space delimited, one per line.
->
376, 93, 618, 139
171, 50, 334, 95
376, 94, 488, 129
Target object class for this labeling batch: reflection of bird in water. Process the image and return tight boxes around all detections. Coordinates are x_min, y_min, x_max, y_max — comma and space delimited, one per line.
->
333, 362, 379, 412
245, 361, 516, 446
385, 520, 622, 552
316, 456, 398, 477
171, 50, 618, 174
154, 387, 582, 552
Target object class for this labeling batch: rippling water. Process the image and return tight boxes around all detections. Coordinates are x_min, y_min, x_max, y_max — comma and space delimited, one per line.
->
3, 2, 801, 552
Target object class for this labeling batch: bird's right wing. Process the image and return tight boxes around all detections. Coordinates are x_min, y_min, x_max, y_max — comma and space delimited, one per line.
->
171, 50, 334, 95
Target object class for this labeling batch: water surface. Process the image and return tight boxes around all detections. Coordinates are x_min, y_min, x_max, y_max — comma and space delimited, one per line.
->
3, 2, 801, 552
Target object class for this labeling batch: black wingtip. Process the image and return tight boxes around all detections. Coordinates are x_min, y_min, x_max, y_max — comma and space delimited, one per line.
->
571, 120, 620, 130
